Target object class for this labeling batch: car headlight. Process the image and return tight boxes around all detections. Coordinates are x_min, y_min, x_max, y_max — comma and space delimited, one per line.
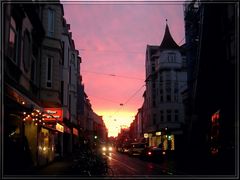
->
102, 147, 106, 151
109, 147, 112, 151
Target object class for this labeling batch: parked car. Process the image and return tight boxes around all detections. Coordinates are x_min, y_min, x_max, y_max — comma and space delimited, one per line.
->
117, 141, 131, 153
141, 146, 167, 162
128, 143, 147, 156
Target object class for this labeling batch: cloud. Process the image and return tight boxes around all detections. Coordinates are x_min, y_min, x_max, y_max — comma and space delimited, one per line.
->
63, 3, 185, 136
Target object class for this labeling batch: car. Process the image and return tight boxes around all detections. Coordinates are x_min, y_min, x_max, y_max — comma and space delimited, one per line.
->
141, 146, 167, 162
128, 143, 147, 156
116, 141, 131, 153
100, 142, 113, 155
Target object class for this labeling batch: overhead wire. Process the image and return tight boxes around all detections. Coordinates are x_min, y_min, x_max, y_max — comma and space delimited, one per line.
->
87, 94, 121, 104
109, 84, 145, 119
82, 70, 144, 81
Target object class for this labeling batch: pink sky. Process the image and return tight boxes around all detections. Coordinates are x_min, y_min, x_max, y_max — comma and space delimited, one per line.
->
62, 2, 185, 137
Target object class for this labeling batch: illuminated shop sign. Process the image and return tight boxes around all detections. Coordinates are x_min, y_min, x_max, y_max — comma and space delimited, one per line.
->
43, 108, 63, 121
144, 133, 148, 138
156, 131, 161, 136
56, 123, 64, 132
73, 128, 78, 136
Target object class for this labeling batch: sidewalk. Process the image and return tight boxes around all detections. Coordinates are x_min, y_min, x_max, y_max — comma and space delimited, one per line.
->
32, 155, 74, 176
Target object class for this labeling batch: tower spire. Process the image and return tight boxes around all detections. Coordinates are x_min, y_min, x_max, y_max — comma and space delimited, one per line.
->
159, 20, 179, 49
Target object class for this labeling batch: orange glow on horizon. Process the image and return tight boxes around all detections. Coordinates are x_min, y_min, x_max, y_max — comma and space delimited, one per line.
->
98, 110, 135, 137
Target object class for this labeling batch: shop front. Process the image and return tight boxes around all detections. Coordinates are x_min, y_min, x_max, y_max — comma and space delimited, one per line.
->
20, 106, 64, 166
144, 129, 175, 151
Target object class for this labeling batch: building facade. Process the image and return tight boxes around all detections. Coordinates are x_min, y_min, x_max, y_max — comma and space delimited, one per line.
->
3, 2, 46, 172
184, 1, 237, 173
143, 22, 187, 151
2, 1, 91, 172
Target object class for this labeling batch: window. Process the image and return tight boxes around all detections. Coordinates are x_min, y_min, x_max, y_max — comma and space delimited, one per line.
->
152, 82, 156, 89
69, 66, 72, 84
160, 89, 163, 94
47, 9, 54, 37
160, 110, 164, 122
168, 53, 176, 62
23, 30, 31, 72
151, 63, 155, 72
160, 95, 163, 102
8, 17, 17, 62
174, 95, 178, 102
62, 41, 65, 65
166, 80, 171, 102
165, 71, 171, 80
69, 94, 71, 114
175, 110, 179, 122
31, 57, 36, 83
153, 113, 156, 125
71, 53, 75, 66
46, 57, 53, 87
152, 100, 156, 107
61, 81, 64, 104
167, 95, 171, 102
167, 110, 171, 122
159, 73, 163, 82
174, 82, 178, 93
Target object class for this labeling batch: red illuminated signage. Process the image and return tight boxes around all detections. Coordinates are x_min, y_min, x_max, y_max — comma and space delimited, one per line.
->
211, 110, 220, 123
43, 108, 63, 121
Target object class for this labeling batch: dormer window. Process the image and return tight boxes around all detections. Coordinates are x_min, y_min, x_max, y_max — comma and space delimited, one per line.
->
168, 53, 176, 62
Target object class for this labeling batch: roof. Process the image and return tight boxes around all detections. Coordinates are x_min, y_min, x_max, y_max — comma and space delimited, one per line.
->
159, 20, 180, 49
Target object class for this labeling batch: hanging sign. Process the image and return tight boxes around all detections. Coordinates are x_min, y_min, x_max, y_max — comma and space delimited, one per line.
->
43, 108, 63, 121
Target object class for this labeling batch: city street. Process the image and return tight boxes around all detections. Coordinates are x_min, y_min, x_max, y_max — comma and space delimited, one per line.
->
4, 147, 235, 178
6, 148, 187, 178
2, 1, 237, 179
106, 150, 181, 176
